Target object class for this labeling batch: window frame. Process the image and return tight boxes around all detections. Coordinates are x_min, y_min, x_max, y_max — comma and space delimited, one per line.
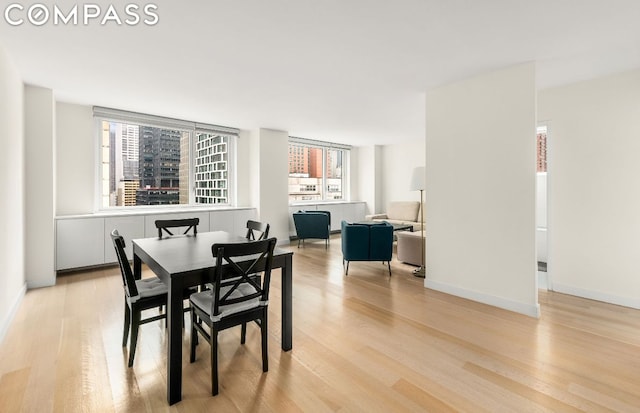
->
288, 137, 350, 204
94, 107, 238, 211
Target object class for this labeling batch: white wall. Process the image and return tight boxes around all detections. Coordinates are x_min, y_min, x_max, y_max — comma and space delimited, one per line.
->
536, 173, 547, 262
380, 141, 425, 210
425, 63, 539, 317
354, 146, 376, 215
25, 86, 56, 288
536, 174, 547, 229
252, 129, 290, 245
348, 145, 360, 205
56, 103, 94, 215
0, 42, 26, 342
538, 69, 640, 308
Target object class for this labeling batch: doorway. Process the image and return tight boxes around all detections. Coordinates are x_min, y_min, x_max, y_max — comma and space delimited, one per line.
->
536, 125, 548, 289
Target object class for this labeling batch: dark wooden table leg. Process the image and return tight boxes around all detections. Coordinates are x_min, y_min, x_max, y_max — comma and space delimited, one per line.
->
281, 255, 293, 351
133, 254, 142, 280
167, 277, 183, 405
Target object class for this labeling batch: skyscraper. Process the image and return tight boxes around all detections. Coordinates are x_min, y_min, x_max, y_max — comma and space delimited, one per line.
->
194, 133, 229, 204
136, 126, 184, 205
121, 124, 139, 180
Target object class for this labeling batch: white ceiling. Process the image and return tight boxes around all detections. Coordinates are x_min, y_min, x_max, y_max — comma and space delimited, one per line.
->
1, 0, 640, 146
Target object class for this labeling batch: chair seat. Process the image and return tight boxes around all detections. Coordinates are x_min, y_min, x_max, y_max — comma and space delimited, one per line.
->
189, 237, 276, 396
128, 277, 168, 302
190, 283, 264, 322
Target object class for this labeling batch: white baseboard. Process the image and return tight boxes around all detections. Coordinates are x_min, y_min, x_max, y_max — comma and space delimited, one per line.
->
26, 279, 55, 289
551, 283, 640, 309
0, 283, 27, 344
425, 279, 541, 318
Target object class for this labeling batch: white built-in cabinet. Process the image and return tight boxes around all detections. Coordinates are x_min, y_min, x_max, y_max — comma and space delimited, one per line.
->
56, 217, 105, 270
288, 202, 366, 237
56, 208, 257, 271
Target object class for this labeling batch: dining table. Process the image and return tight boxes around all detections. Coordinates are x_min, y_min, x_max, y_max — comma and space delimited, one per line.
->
132, 231, 294, 405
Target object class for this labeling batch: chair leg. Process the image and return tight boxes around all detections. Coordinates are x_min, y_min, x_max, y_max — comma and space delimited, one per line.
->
241, 322, 247, 344
211, 330, 219, 396
190, 307, 197, 363
261, 313, 268, 372
388, 262, 392, 276
128, 310, 141, 367
345, 261, 349, 275
122, 302, 130, 347
297, 239, 300, 248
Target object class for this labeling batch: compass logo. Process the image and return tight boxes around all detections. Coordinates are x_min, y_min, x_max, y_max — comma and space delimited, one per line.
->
4, 3, 159, 26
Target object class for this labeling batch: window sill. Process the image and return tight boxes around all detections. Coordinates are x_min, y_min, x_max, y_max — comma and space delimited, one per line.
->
56, 205, 255, 220
289, 200, 364, 207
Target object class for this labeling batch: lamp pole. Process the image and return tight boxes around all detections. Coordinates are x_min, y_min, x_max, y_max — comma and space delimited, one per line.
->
413, 188, 425, 278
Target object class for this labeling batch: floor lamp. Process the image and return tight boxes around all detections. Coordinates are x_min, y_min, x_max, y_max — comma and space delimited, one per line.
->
410, 166, 426, 278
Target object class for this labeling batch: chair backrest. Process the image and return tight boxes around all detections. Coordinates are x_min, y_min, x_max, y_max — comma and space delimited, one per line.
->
292, 211, 331, 238
341, 221, 370, 260
246, 220, 270, 241
155, 218, 199, 239
315, 210, 331, 226
341, 221, 393, 261
368, 223, 394, 261
110, 229, 139, 298
210, 238, 277, 320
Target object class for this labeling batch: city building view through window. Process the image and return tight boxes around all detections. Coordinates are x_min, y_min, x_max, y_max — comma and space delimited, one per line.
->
100, 119, 231, 208
537, 126, 547, 173
288, 140, 348, 203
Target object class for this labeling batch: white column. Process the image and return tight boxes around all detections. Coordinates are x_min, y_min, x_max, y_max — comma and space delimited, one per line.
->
425, 62, 538, 317
251, 128, 290, 245
25, 85, 56, 288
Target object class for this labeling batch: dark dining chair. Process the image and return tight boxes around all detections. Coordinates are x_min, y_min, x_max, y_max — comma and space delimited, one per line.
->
189, 237, 277, 396
111, 229, 196, 367
111, 229, 168, 367
246, 220, 270, 241
155, 217, 199, 239
201, 220, 271, 293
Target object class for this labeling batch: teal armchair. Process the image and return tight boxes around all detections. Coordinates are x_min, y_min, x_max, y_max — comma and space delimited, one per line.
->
341, 221, 393, 276
292, 210, 331, 248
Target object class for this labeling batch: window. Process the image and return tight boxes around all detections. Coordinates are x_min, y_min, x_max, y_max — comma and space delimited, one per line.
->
95, 107, 237, 208
288, 137, 349, 203
537, 126, 547, 173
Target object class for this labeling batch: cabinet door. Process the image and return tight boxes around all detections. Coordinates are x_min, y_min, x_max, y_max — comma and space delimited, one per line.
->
233, 209, 258, 236
56, 218, 105, 270
343, 202, 366, 224
210, 210, 235, 233
210, 209, 257, 236
317, 204, 344, 231
104, 216, 145, 264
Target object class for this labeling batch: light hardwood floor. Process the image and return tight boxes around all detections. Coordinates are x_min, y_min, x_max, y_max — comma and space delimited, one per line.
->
1, 235, 639, 412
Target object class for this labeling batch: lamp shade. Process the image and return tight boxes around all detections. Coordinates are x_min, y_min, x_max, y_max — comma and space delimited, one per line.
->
409, 166, 425, 191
